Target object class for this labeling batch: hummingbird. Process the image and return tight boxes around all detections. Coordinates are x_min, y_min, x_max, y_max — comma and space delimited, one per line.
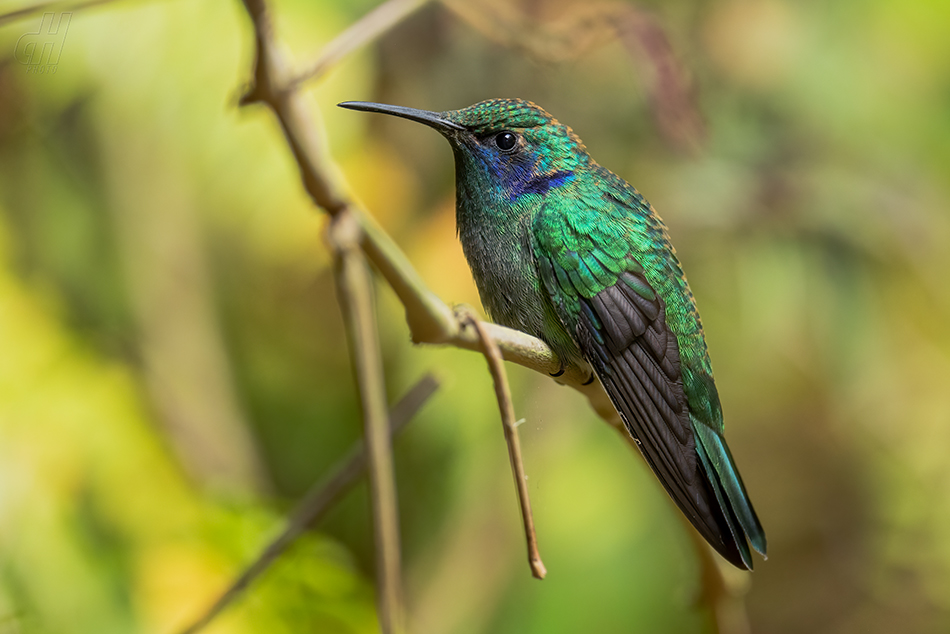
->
339, 98, 767, 570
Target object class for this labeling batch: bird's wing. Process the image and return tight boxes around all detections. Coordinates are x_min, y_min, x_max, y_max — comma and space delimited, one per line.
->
531, 179, 764, 569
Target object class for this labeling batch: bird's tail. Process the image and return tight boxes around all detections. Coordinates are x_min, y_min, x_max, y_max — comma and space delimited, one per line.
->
693, 421, 768, 569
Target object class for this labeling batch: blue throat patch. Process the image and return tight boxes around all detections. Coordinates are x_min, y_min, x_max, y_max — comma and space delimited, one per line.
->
508, 170, 574, 201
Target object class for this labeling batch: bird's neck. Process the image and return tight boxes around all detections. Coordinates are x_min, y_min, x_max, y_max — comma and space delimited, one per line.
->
453, 154, 535, 272
452, 147, 584, 229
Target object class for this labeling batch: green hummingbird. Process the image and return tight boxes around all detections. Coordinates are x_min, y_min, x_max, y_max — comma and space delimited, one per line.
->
339, 98, 767, 569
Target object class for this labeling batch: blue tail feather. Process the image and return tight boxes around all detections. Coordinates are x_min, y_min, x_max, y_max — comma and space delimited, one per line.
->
694, 421, 768, 562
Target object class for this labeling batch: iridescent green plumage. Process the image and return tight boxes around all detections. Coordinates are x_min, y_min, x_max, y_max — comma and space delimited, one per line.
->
340, 98, 767, 569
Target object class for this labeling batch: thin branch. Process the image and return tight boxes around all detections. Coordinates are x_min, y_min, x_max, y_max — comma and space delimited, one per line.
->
355, 210, 461, 345
177, 374, 439, 634
330, 210, 405, 634
460, 310, 546, 580
239, 0, 460, 346
290, 0, 435, 88
239, 0, 348, 213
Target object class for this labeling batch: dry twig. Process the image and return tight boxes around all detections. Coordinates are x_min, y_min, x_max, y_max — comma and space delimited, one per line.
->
460, 310, 546, 580
237, 0, 593, 384
330, 210, 405, 634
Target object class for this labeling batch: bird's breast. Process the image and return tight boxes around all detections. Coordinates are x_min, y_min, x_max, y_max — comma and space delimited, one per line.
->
457, 215, 545, 335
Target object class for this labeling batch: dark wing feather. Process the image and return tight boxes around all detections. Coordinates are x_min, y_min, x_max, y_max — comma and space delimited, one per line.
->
577, 270, 752, 569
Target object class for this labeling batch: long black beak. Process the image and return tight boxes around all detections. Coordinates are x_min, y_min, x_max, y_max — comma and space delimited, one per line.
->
338, 101, 466, 133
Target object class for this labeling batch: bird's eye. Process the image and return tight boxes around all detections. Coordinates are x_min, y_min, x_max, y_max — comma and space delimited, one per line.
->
494, 131, 518, 151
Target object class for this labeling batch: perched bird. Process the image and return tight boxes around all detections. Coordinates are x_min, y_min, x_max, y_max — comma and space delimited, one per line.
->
339, 98, 767, 569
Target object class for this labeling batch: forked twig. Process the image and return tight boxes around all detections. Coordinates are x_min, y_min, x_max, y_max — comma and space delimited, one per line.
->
460, 310, 546, 580
238, 0, 593, 389
178, 374, 439, 634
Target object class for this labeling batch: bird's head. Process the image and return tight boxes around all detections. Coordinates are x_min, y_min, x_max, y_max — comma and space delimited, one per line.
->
339, 99, 590, 203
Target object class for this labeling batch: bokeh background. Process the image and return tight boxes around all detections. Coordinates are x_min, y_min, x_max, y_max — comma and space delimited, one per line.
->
2, 0, 950, 632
